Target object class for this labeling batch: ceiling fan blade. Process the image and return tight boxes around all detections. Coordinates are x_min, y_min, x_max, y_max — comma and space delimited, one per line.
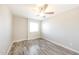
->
45, 12, 54, 14
44, 4, 48, 10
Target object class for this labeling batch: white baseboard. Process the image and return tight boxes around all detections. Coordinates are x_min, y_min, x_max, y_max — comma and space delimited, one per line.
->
42, 37, 79, 54
7, 42, 13, 55
13, 39, 28, 43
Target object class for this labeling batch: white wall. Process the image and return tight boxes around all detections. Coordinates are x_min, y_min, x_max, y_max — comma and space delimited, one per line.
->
13, 17, 41, 41
28, 19, 41, 40
12, 16, 28, 42
0, 5, 12, 54
41, 7, 79, 51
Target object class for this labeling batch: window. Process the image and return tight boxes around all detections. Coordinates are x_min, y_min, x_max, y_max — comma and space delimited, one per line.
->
29, 22, 39, 32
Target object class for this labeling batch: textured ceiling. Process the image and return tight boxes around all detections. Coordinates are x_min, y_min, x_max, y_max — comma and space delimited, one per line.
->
7, 4, 79, 20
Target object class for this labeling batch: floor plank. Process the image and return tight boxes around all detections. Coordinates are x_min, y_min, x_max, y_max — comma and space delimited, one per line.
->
8, 38, 79, 55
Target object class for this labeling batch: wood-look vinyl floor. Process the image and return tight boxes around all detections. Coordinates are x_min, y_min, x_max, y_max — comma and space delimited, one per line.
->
8, 39, 79, 55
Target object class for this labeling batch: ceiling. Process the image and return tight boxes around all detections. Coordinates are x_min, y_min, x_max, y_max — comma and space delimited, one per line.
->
7, 4, 79, 20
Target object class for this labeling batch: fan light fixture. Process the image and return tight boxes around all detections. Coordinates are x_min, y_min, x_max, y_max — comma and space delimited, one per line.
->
35, 4, 54, 18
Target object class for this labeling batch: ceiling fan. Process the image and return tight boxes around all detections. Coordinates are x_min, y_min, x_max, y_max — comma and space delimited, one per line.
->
38, 4, 54, 14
